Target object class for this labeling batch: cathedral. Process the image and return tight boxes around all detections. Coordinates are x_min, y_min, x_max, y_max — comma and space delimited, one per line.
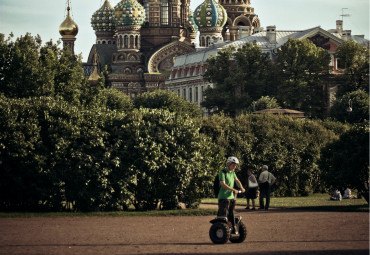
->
59, 0, 262, 97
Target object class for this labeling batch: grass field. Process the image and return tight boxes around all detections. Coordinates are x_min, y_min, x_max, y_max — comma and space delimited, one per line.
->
0, 194, 368, 218
203, 193, 369, 212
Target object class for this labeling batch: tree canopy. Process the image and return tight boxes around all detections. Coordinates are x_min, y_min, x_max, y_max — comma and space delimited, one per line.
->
203, 43, 273, 116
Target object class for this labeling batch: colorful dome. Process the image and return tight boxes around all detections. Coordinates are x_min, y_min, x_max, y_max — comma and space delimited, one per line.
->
59, 7, 79, 37
194, 0, 227, 28
114, 0, 145, 27
189, 9, 198, 32
91, 0, 115, 32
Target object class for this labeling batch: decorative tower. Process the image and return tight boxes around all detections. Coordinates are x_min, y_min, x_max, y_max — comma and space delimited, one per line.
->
187, 9, 198, 45
59, 0, 78, 55
88, 48, 101, 85
91, 0, 116, 45
218, 0, 261, 41
114, 0, 146, 52
194, 0, 227, 47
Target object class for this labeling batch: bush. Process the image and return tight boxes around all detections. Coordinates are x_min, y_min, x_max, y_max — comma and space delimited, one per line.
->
201, 114, 346, 196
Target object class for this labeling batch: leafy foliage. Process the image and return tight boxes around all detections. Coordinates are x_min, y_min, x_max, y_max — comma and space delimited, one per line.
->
330, 90, 369, 124
320, 124, 369, 203
201, 114, 348, 196
275, 38, 331, 118
203, 44, 273, 116
248, 96, 281, 112
133, 90, 201, 118
335, 40, 369, 95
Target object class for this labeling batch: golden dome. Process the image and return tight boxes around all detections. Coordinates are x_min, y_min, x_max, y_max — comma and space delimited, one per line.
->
59, 7, 79, 38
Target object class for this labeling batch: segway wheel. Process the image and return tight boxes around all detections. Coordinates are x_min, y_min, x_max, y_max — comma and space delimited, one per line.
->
209, 222, 231, 244
229, 221, 247, 243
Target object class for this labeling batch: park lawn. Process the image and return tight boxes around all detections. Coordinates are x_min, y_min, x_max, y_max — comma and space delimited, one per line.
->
0, 194, 368, 217
203, 193, 369, 212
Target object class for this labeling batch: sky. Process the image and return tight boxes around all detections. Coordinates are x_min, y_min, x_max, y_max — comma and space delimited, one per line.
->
1, 0, 369, 62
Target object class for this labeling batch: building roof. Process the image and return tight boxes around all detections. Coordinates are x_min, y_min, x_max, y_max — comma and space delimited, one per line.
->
173, 25, 370, 68
253, 108, 305, 118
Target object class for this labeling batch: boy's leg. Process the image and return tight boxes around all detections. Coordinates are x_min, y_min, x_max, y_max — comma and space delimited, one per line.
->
217, 199, 229, 217
228, 199, 236, 232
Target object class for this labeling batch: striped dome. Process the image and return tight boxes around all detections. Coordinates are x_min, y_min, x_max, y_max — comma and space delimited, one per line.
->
114, 0, 145, 26
189, 9, 198, 32
91, 0, 115, 32
194, 0, 227, 28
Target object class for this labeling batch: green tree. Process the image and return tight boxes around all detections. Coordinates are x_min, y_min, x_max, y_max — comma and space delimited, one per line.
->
203, 43, 273, 116
275, 38, 331, 118
201, 113, 347, 196
330, 90, 369, 124
335, 40, 369, 95
248, 96, 281, 112
320, 124, 369, 203
0, 33, 92, 106
133, 89, 201, 118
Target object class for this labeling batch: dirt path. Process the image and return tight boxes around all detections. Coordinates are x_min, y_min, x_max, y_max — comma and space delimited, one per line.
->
0, 205, 368, 255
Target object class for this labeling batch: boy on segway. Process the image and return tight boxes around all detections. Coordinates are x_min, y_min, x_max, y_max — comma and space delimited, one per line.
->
209, 156, 247, 244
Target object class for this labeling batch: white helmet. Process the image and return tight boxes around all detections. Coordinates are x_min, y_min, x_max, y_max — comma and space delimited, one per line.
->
227, 156, 239, 164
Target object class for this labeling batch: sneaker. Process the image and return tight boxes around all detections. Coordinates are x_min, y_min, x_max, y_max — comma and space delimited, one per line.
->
258, 207, 265, 210
245, 207, 250, 210
251, 207, 255, 210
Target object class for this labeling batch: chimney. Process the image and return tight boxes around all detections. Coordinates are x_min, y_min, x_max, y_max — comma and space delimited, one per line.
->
341, 30, 352, 40
336, 20, 343, 33
239, 26, 250, 39
266, 25, 277, 44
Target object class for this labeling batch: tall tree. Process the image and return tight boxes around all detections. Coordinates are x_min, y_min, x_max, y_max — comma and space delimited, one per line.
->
203, 43, 272, 116
335, 40, 369, 96
329, 90, 369, 124
275, 38, 331, 118
0, 33, 92, 106
320, 124, 369, 203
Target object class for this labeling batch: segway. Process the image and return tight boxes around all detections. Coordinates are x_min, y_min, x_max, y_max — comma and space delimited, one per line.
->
209, 215, 247, 244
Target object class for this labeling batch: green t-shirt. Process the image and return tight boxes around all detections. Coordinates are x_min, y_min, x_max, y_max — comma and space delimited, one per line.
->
218, 168, 237, 200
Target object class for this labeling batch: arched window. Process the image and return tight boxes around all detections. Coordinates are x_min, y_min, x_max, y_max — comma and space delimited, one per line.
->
124, 35, 129, 48
161, 0, 169, 25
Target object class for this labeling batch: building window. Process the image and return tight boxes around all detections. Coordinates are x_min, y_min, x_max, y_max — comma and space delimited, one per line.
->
177, 89, 180, 96
195, 86, 199, 102
189, 87, 192, 102
124, 35, 129, 48
183, 88, 186, 100
201, 86, 204, 102
161, 0, 169, 25
337, 58, 345, 70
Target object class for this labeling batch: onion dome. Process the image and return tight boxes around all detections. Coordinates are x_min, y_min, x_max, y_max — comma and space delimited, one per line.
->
114, 0, 146, 27
59, 6, 79, 38
91, 0, 115, 32
189, 9, 198, 32
194, 0, 227, 28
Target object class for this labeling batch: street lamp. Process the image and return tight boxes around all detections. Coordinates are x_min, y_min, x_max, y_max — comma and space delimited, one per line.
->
346, 99, 352, 113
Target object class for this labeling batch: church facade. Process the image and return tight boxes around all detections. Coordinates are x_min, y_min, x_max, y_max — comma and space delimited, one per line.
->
83, 0, 262, 97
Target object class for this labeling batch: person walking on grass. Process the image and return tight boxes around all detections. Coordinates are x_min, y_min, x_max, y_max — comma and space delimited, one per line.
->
217, 156, 245, 232
258, 165, 276, 211
245, 170, 258, 210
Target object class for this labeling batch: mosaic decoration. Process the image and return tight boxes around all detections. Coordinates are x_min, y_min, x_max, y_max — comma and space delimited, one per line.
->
188, 9, 198, 32
91, 0, 115, 32
194, 0, 227, 28
114, 0, 145, 26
